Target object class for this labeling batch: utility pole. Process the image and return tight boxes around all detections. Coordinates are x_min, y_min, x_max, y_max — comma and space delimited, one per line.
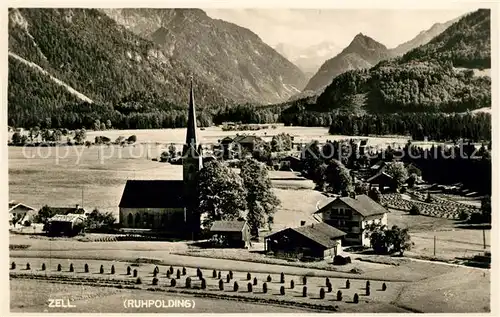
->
81, 186, 84, 208
483, 229, 486, 250
433, 235, 436, 256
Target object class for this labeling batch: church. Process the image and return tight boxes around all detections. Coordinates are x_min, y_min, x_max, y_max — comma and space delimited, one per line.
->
118, 80, 203, 238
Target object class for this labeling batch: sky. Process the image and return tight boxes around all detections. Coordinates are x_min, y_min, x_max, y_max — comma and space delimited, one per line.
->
204, 9, 476, 49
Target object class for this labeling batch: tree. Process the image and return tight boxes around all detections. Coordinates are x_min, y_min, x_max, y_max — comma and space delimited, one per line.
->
324, 159, 353, 195
407, 173, 417, 188
240, 158, 280, 238
481, 196, 491, 223
84, 208, 116, 230
11, 132, 22, 145
34, 205, 57, 224
387, 225, 413, 256
94, 119, 101, 131
302, 140, 323, 179
365, 224, 413, 255
41, 129, 52, 142
29, 126, 40, 142
197, 161, 247, 228
53, 129, 63, 142
168, 143, 177, 158
106, 119, 112, 129
384, 162, 408, 190
128, 135, 137, 143
74, 128, 87, 144
271, 133, 293, 152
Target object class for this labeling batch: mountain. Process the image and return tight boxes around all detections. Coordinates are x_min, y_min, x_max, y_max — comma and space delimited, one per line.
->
301, 33, 393, 94
274, 41, 341, 79
280, 9, 490, 118
391, 17, 460, 56
8, 8, 230, 117
314, 9, 491, 114
401, 9, 490, 69
101, 9, 306, 104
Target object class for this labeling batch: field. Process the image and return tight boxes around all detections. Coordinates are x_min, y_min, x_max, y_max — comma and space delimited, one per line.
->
9, 238, 490, 313
11, 279, 317, 313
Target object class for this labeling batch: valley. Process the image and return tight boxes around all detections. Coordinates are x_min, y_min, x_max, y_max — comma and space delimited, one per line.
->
7, 7, 492, 315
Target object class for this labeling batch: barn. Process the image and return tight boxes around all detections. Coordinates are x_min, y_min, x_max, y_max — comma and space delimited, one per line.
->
264, 222, 346, 261
209, 220, 250, 248
47, 213, 86, 237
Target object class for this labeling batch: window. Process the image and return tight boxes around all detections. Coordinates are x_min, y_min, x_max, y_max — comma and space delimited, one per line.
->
332, 208, 338, 215
135, 213, 141, 228
127, 213, 133, 227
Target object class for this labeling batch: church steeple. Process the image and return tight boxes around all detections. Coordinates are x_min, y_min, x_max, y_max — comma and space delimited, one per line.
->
185, 78, 198, 150
182, 77, 203, 176
182, 77, 203, 239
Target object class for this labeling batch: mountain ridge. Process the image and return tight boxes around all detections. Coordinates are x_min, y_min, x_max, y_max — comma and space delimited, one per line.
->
101, 8, 307, 105
390, 17, 460, 56
301, 33, 393, 95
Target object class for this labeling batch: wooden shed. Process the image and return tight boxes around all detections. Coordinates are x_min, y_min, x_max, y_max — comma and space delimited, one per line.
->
209, 220, 250, 248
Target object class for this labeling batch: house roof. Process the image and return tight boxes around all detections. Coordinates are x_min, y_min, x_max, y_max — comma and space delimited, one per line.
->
233, 135, 263, 144
48, 213, 85, 223
267, 222, 345, 249
315, 194, 388, 217
370, 160, 386, 170
8, 202, 36, 213
210, 220, 247, 232
366, 171, 394, 184
119, 180, 185, 209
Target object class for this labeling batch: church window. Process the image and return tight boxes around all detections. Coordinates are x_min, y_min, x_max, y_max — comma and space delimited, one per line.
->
135, 213, 141, 228
127, 213, 133, 227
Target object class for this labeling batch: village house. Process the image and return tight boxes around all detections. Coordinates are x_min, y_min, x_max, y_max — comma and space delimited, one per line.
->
47, 213, 86, 236
219, 134, 264, 159
264, 222, 346, 261
118, 80, 202, 239
209, 220, 250, 248
9, 201, 37, 227
314, 194, 388, 247
366, 171, 397, 192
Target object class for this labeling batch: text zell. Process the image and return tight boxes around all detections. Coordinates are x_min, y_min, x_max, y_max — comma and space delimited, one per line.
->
48, 299, 76, 308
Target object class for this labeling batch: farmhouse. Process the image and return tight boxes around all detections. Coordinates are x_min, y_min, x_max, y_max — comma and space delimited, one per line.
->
47, 213, 86, 236
9, 201, 37, 226
220, 134, 264, 158
209, 220, 250, 248
118, 81, 202, 239
314, 194, 388, 247
366, 171, 397, 192
264, 222, 346, 260
278, 155, 301, 171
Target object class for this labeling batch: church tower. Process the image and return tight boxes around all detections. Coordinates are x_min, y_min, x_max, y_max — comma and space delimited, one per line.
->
182, 78, 202, 237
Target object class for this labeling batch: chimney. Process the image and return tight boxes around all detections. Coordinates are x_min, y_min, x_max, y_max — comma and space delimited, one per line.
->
300, 220, 306, 226
350, 192, 356, 199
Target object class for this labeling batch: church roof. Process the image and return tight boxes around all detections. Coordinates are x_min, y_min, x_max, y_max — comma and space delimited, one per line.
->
119, 180, 185, 209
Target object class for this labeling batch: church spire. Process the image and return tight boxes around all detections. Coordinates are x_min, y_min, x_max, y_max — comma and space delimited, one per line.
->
185, 77, 198, 148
